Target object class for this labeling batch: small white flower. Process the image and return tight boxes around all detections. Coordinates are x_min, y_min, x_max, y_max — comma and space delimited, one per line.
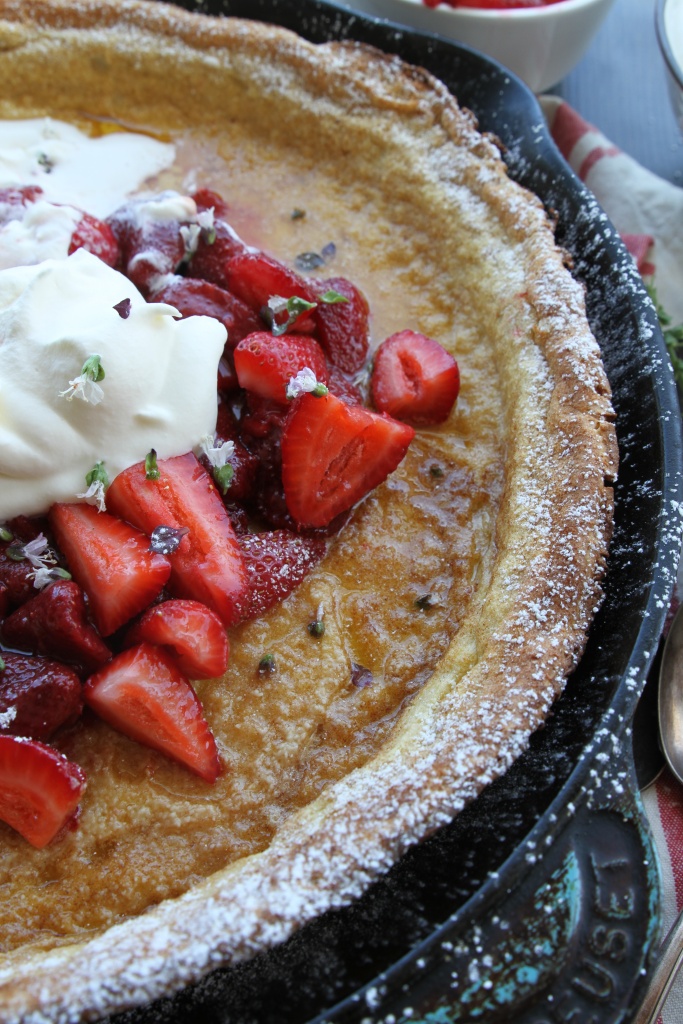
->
286, 367, 326, 399
21, 534, 56, 569
59, 374, 104, 405
197, 434, 235, 469
196, 208, 215, 231
267, 295, 290, 317
77, 479, 107, 512
30, 566, 59, 590
179, 223, 201, 258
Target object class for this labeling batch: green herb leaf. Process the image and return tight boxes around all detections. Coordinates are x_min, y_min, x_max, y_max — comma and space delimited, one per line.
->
81, 354, 105, 383
213, 463, 234, 495
318, 289, 349, 305
145, 449, 161, 481
648, 283, 683, 391
258, 653, 276, 675
308, 619, 325, 638
85, 460, 109, 489
0, 526, 13, 543
267, 295, 318, 337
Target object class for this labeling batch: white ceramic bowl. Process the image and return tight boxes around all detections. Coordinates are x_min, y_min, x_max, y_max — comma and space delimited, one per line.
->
657, 0, 683, 131
338, 0, 615, 92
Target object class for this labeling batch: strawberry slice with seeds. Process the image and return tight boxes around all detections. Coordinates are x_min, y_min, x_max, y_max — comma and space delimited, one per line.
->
148, 276, 261, 346
225, 251, 317, 333
124, 600, 229, 679
237, 530, 327, 620
188, 191, 249, 289
0, 541, 37, 611
0, 651, 84, 741
313, 276, 370, 374
106, 194, 191, 295
234, 332, 328, 404
2, 579, 111, 677
281, 392, 415, 528
106, 453, 249, 627
0, 735, 86, 848
49, 503, 172, 637
68, 211, 119, 267
84, 643, 220, 782
370, 330, 460, 425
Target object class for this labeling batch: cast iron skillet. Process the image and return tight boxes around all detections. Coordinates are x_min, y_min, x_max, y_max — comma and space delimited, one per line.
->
110, 3, 683, 1022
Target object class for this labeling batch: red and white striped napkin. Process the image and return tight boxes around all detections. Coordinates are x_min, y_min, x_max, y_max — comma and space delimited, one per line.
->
540, 97, 683, 324
540, 97, 683, 1023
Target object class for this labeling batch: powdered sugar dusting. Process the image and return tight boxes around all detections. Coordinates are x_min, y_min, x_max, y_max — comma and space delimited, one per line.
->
0, 3, 667, 1022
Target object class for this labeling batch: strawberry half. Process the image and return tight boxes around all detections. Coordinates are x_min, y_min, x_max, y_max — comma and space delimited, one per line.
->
281, 392, 415, 528
313, 276, 370, 374
233, 332, 328, 404
148, 276, 261, 346
68, 211, 119, 267
0, 735, 86, 848
49, 503, 172, 637
237, 530, 327, 619
2, 579, 111, 677
124, 599, 229, 679
106, 453, 249, 627
188, 194, 249, 289
225, 251, 317, 333
370, 330, 460, 425
0, 651, 84, 741
84, 643, 220, 782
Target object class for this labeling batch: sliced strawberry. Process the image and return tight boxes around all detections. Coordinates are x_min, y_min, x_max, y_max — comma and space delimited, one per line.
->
326, 364, 365, 406
148, 276, 261, 346
84, 643, 220, 782
370, 330, 460, 425
225, 251, 317, 333
233, 332, 328, 404
4, 515, 49, 544
192, 187, 231, 221
0, 542, 37, 611
281, 392, 415, 527
49, 503, 171, 637
106, 194, 191, 295
68, 211, 119, 267
123, 600, 229, 679
0, 185, 44, 210
0, 651, 83, 741
0, 735, 86, 848
313, 277, 370, 374
237, 530, 327, 620
208, 401, 258, 504
106, 453, 249, 627
238, 392, 289, 442
188, 193, 249, 290
2, 580, 111, 677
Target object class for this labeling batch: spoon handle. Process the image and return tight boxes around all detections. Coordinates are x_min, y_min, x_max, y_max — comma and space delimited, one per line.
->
633, 908, 683, 1024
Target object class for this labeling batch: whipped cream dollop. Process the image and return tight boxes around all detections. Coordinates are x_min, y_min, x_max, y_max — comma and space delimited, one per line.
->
0, 199, 81, 271
0, 118, 175, 219
0, 249, 226, 519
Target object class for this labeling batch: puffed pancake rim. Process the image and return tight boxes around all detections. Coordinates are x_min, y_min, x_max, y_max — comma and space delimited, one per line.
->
0, 0, 617, 1020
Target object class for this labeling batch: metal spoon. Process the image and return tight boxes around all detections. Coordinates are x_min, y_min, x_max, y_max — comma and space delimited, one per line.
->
632, 601, 683, 1024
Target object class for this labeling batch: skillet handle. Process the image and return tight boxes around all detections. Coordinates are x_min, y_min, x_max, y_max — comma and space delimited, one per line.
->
315, 754, 662, 1024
